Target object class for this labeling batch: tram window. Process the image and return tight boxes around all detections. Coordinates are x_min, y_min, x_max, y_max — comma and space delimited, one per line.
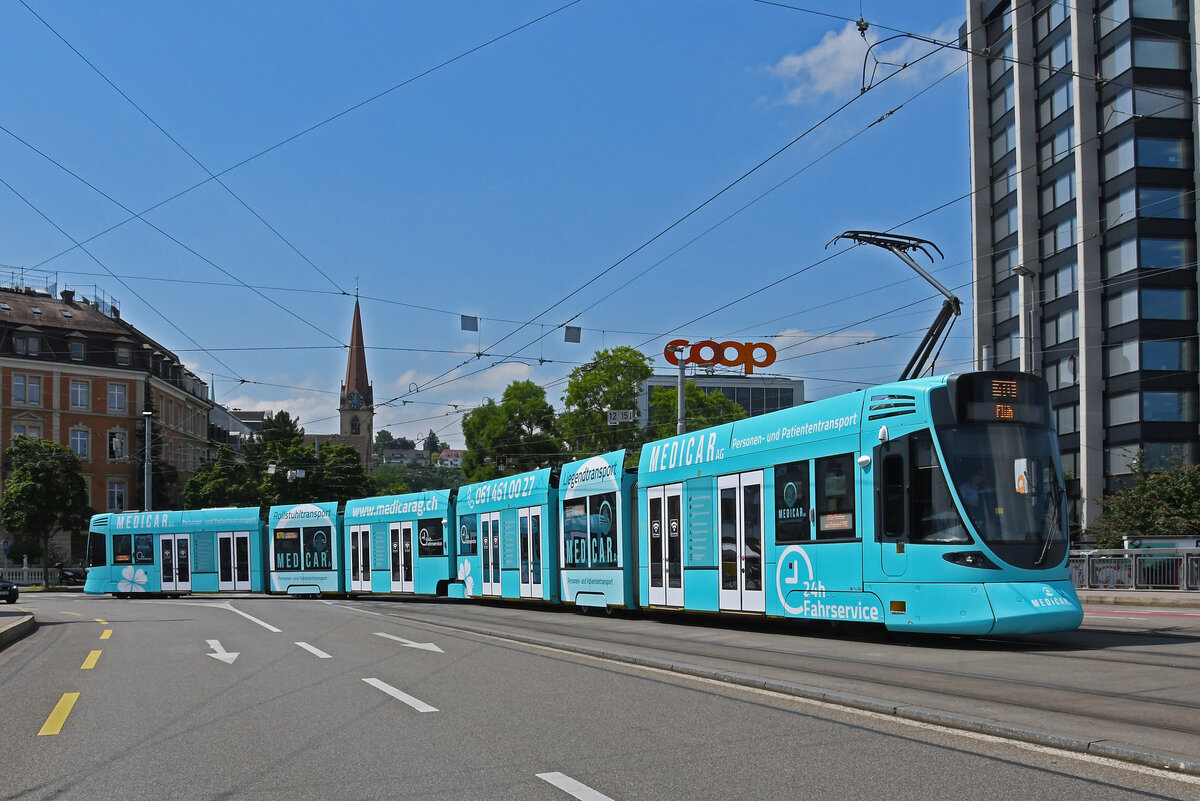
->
563, 500, 588, 567
302, 527, 333, 569
87, 532, 108, 567
273, 529, 301, 570
458, 513, 478, 556
133, 534, 155, 565
774, 461, 811, 543
590, 492, 618, 568
417, 518, 445, 556
881, 454, 906, 537
816, 454, 855, 539
113, 533, 132, 564
910, 433, 970, 544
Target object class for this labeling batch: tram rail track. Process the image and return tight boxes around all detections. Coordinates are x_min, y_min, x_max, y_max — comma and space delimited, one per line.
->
354, 598, 1200, 771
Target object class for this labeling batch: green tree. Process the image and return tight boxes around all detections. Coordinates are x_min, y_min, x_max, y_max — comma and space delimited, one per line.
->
182, 444, 258, 509
1090, 452, 1200, 548
461, 380, 565, 481
422, 429, 447, 456
0, 437, 94, 575
558, 346, 652, 457
646, 382, 747, 441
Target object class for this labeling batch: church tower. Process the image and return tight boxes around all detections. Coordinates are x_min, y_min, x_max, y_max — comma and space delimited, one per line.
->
339, 298, 374, 468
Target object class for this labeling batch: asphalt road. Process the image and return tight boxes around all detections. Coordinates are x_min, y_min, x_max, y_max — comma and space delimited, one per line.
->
3, 593, 1199, 800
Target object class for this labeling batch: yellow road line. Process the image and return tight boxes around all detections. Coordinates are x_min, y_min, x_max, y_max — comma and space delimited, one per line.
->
100, 630, 112, 640
94, 618, 108, 624
81, 650, 102, 670
38, 693, 80, 736
60, 611, 81, 617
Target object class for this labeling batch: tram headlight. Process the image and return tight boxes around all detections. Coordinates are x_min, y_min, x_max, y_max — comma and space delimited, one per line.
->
942, 550, 1000, 570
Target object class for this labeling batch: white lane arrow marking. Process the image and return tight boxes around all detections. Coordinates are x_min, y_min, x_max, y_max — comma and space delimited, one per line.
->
206, 639, 239, 664
374, 632, 444, 653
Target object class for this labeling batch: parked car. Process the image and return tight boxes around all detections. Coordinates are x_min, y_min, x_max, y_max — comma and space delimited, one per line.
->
0, 579, 17, 604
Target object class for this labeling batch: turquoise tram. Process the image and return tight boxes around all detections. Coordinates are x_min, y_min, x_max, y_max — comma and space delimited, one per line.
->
342, 490, 455, 596
83, 507, 265, 596
455, 468, 559, 602
558, 450, 637, 610
84, 371, 1083, 636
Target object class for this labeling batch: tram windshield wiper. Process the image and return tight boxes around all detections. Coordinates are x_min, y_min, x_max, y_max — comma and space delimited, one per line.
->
1035, 477, 1064, 566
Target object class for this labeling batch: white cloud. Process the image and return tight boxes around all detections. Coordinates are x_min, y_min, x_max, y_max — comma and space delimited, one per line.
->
769, 20, 965, 105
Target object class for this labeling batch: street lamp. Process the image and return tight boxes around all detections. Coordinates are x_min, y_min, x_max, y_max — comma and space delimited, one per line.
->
670, 344, 686, 436
143, 410, 153, 511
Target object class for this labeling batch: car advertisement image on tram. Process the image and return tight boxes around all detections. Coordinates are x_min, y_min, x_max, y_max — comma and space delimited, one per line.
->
559, 450, 635, 610
267, 501, 341, 595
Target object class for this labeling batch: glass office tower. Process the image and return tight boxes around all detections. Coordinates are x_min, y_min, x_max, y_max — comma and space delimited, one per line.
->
965, 0, 1198, 530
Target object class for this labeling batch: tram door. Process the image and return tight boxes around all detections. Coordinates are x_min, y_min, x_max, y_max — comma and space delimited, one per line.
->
647, 484, 684, 607
160, 533, 191, 593
519, 508, 542, 598
480, 512, 502, 596
349, 525, 372, 592
390, 523, 414, 593
217, 531, 252, 591
718, 471, 765, 613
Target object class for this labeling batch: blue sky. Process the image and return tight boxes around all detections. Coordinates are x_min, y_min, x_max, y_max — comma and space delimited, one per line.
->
2, 0, 973, 448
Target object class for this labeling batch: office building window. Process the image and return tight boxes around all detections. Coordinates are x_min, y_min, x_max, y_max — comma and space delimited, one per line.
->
1041, 171, 1075, 213
994, 330, 1019, 364
1101, 40, 1131, 77
1105, 340, 1139, 376
995, 290, 1018, 322
1102, 138, 1134, 179
994, 247, 1017, 284
1106, 290, 1138, 326
991, 82, 1015, 122
1143, 340, 1195, 371
1138, 137, 1190, 169
1034, 0, 1069, 41
1043, 308, 1078, 346
1037, 34, 1072, 84
1045, 262, 1077, 299
1107, 392, 1140, 426
1047, 355, 1079, 389
993, 163, 1018, 203
1141, 238, 1192, 270
1134, 38, 1186, 69
1041, 217, 1076, 257
989, 39, 1013, 85
1038, 82, 1072, 125
1135, 86, 1192, 119
1040, 126, 1074, 170
992, 124, 1016, 163
1140, 187, 1193, 219
994, 205, 1018, 240
1103, 237, 1136, 277
1144, 390, 1195, 422
1056, 403, 1079, 435
1142, 288, 1193, 320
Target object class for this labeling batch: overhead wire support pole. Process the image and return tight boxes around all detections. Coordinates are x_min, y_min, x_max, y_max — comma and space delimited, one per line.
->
828, 231, 960, 382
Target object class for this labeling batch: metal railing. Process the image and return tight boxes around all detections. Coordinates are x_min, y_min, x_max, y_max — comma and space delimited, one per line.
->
1069, 549, 1200, 591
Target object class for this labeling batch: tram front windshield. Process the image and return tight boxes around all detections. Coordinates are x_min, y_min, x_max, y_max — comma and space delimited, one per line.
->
937, 422, 1068, 569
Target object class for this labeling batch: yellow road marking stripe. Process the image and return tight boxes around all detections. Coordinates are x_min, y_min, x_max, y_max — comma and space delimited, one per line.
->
60, 611, 81, 617
94, 619, 108, 624
81, 650, 102, 670
100, 630, 112, 640
38, 693, 80, 736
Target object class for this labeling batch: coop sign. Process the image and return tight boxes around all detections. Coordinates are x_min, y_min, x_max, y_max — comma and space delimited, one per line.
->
664, 339, 777, 375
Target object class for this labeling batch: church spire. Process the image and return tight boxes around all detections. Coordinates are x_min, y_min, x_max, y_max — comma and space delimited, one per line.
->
344, 298, 370, 398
